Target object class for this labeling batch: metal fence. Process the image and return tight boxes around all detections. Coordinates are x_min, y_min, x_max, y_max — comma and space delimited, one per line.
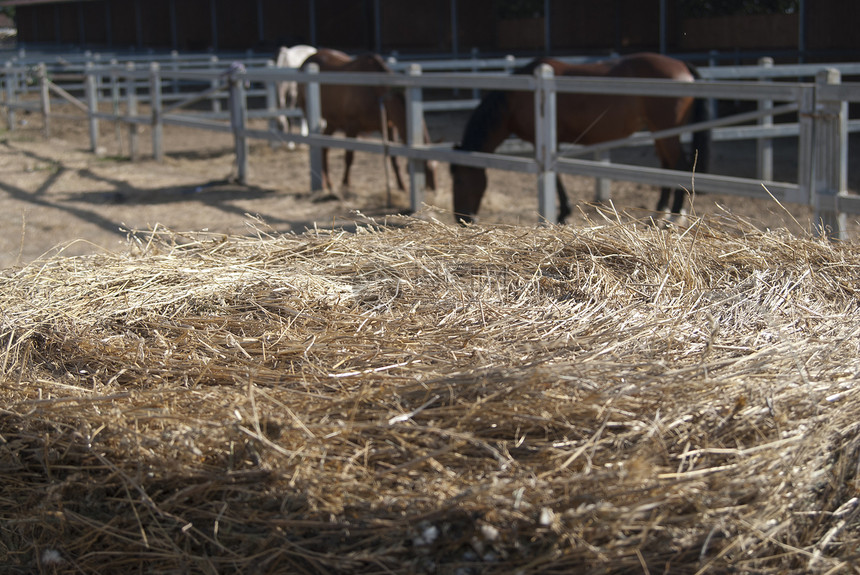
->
1, 52, 859, 238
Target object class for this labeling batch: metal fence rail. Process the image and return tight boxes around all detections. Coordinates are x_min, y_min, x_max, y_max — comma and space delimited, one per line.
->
1, 54, 859, 238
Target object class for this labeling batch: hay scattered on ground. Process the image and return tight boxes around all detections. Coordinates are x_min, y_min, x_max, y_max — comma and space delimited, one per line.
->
1, 210, 859, 574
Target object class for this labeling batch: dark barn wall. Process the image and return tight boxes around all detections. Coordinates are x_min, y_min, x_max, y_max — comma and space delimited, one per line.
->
216, 0, 258, 50
806, 0, 860, 52
260, 0, 312, 49
56, 2, 78, 44
315, 0, 373, 51
174, 0, 212, 51
6, 0, 857, 59
140, 0, 173, 49
81, 1, 107, 45
107, 0, 137, 49
379, 0, 449, 54
454, 0, 496, 54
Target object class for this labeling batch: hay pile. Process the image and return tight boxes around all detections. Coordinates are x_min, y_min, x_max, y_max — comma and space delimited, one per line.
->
1, 211, 859, 574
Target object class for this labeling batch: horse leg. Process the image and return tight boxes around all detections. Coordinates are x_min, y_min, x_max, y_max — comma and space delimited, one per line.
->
321, 126, 337, 191
556, 175, 571, 224
654, 137, 688, 215
390, 155, 406, 191
342, 149, 354, 188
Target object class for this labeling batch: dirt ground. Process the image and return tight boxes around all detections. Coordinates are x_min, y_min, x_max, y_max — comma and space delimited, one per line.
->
0, 110, 857, 270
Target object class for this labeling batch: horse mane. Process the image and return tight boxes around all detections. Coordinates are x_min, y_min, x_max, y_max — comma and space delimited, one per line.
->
458, 91, 510, 152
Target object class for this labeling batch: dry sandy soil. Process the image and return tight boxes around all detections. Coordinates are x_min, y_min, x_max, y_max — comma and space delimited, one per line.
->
0, 110, 857, 270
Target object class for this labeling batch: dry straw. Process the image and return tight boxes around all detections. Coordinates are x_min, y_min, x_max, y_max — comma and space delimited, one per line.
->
1, 210, 859, 574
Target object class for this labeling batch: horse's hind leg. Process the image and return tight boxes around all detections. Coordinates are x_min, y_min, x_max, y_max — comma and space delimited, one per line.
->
556, 175, 571, 223
654, 137, 688, 215
342, 150, 354, 187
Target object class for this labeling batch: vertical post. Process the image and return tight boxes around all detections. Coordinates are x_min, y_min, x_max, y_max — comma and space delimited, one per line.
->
304, 62, 323, 192
228, 68, 249, 185
812, 68, 847, 239
38, 63, 50, 138
209, 56, 221, 114
5, 61, 17, 130
659, 0, 667, 54
534, 63, 557, 224
84, 63, 99, 153
543, 0, 551, 55
170, 50, 180, 94
471, 47, 480, 100
149, 62, 164, 162
756, 57, 773, 182
708, 50, 719, 122
109, 58, 121, 152
405, 63, 425, 213
594, 150, 611, 202
126, 62, 139, 161
795, 84, 814, 206
265, 59, 279, 147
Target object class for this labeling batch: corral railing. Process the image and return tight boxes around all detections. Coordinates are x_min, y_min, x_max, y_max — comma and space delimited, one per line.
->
1, 56, 859, 238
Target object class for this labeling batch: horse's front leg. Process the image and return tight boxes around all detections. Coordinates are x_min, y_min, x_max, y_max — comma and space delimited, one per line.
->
342, 150, 354, 187
390, 156, 405, 191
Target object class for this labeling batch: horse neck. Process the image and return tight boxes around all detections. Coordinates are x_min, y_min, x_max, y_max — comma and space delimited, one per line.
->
460, 91, 513, 153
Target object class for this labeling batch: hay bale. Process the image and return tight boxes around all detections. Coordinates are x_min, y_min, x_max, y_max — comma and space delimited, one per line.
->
1, 212, 858, 573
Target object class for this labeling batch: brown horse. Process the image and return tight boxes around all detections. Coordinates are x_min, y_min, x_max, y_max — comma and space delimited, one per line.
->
450, 52, 710, 224
298, 48, 437, 193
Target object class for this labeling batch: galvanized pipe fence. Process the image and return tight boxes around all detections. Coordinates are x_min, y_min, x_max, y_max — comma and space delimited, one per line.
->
1, 54, 859, 238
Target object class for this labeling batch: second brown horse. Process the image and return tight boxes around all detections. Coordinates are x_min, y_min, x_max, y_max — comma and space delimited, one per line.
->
298, 49, 436, 194
450, 52, 711, 224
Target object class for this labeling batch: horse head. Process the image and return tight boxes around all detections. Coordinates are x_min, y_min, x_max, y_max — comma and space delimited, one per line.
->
450, 148, 487, 225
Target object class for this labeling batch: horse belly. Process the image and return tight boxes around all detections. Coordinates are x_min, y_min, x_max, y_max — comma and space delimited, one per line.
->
556, 93, 638, 145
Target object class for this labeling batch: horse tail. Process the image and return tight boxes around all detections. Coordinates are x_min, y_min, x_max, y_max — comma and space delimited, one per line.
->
685, 62, 711, 174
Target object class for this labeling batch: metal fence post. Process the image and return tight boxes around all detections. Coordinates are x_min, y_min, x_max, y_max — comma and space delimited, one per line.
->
405, 63, 425, 213
265, 59, 279, 147
305, 62, 323, 192
37, 63, 50, 138
795, 84, 815, 206
228, 68, 249, 185
534, 63, 557, 224
708, 50, 719, 121
812, 68, 847, 239
4, 61, 16, 130
149, 62, 163, 162
756, 57, 773, 182
209, 56, 221, 114
594, 150, 611, 203
84, 62, 99, 153
126, 62, 139, 161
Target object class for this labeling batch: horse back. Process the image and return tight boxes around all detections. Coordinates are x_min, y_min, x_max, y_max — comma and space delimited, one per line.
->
522, 53, 692, 82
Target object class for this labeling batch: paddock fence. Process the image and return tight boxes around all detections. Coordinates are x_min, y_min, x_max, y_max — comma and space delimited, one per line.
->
1, 52, 859, 238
